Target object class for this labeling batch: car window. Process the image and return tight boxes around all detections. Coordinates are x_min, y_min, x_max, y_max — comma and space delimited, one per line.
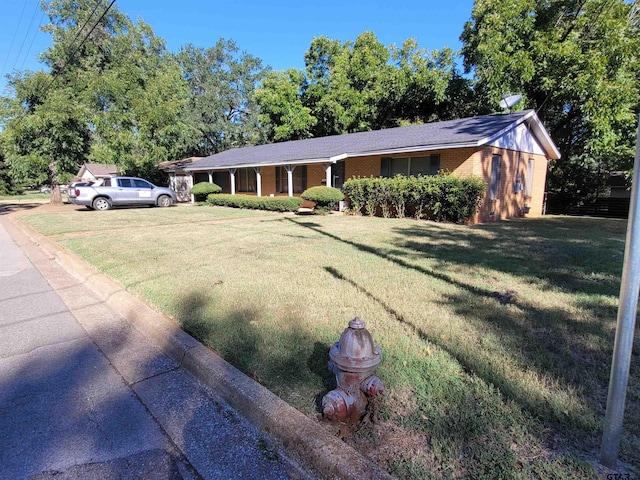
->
133, 179, 153, 189
102, 178, 110, 187
119, 178, 133, 188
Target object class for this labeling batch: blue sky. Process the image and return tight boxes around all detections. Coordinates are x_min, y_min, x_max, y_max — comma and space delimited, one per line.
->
0, 0, 474, 95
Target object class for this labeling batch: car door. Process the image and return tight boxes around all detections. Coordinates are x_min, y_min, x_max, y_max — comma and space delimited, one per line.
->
132, 178, 155, 204
113, 178, 139, 204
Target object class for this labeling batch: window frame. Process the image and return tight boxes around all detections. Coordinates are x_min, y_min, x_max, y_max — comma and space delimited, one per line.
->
381, 154, 440, 178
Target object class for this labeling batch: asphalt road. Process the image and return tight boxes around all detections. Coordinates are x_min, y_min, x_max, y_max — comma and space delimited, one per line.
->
0, 214, 295, 480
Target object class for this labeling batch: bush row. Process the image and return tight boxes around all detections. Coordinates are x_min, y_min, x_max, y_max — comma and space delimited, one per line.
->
342, 174, 486, 223
206, 193, 303, 212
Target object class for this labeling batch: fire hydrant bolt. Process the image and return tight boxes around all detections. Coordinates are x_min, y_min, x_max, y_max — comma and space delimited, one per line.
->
362, 376, 385, 397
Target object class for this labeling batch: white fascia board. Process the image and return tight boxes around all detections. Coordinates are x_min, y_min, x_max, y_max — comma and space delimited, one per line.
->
329, 153, 348, 162
183, 157, 332, 172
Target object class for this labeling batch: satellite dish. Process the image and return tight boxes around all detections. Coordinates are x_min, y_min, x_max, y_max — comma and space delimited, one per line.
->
499, 94, 523, 112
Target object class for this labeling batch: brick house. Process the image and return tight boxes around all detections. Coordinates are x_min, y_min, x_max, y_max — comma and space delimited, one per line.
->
179, 110, 560, 222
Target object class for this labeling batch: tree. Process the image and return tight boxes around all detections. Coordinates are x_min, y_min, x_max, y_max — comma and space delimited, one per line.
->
255, 69, 317, 142
461, 0, 640, 209
0, 0, 191, 201
177, 40, 268, 155
1, 71, 91, 203
256, 32, 474, 143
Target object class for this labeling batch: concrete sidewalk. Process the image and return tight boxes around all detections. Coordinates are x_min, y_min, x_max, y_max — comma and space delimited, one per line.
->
0, 215, 297, 479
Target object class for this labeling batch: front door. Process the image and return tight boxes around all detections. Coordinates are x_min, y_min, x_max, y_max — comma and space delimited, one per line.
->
333, 161, 345, 189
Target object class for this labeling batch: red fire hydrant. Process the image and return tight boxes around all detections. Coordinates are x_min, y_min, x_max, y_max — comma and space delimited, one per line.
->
322, 317, 384, 423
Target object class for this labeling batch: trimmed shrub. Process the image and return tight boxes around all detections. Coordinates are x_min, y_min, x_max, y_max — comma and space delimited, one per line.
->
206, 194, 302, 212
342, 174, 485, 223
190, 182, 222, 202
300, 186, 344, 214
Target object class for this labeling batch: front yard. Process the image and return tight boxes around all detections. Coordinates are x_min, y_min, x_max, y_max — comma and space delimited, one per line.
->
19, 205, 639, 478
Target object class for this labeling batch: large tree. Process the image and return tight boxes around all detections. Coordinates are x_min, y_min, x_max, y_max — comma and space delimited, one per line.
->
1, 70, 91, 203
256, 32, 473, 143
461, 0, 640, 209
177, 40, 268, 156
0, 0, 190, 201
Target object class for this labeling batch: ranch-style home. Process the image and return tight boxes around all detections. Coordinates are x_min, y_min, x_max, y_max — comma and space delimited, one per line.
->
170, 110, 560, 222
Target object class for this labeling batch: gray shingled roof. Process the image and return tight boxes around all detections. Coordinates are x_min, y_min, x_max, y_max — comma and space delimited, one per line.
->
83, 163, 118, 176
185, 110, 557, 171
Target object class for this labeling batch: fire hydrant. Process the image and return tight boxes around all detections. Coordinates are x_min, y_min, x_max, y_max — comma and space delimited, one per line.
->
322, 317, 384, 423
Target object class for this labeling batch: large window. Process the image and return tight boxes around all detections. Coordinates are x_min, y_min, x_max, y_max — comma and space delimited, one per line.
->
382, 155, 440, 177
276, 166, 307, 194
236, 168, 256, 192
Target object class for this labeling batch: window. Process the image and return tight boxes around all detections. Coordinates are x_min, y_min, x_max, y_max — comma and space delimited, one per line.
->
489, 155, 501, 200
119, 178, 133, 188
382, 155, 440, 177
525, 159, 534, 197
134, 179, 153, 189
236, 168, 256, 192
276, 166, 307, 194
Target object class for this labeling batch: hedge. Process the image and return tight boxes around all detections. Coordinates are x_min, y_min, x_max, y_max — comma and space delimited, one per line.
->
190, 182, 222, 201
300, 186, 344, 213
342, 174, 486, 223
206, 194, 303, 212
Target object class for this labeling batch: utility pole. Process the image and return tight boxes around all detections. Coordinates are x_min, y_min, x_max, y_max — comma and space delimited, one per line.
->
600, 117, 640, 468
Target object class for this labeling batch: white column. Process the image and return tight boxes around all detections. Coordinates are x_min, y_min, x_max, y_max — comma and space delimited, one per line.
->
323, 164, 332, 188
208, 171, 213, 183
285, 165, 295, 197
190, 173, 195, 203
254, 167, 262, 197
229, 169, 237, 195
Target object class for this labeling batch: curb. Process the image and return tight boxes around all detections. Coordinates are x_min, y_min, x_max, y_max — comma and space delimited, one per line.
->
9, 215, 394, 480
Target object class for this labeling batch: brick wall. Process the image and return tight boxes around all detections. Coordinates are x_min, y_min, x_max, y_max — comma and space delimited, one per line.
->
474, 147, 548, 222
307, 164, 326, 187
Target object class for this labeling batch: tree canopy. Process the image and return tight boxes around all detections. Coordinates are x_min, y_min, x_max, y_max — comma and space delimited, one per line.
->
0, 0, 190, 200
255, 31, 473, 142
177, 40, 268, 156
461, 0, 640, 209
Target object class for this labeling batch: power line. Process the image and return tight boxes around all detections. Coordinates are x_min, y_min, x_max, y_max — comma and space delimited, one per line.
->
0, 0, 29, 81
9, 0, 117, 126
19, 10, 48, 71
11, 0, 42, 73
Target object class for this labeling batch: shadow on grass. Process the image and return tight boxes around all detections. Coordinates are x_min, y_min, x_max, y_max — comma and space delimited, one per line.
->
287, 216, 639, 457
172, 290, 334, 415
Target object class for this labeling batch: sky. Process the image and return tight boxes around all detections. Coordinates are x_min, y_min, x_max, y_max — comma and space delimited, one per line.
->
0, 0, 475, 95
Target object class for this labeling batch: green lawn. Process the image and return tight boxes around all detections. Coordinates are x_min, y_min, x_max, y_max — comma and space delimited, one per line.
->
20, 206, 639, 478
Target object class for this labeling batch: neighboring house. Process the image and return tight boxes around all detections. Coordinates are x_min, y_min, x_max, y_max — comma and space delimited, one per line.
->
177, 110, 560, 222
76, 163, 118, 182
158, 157, 203, 202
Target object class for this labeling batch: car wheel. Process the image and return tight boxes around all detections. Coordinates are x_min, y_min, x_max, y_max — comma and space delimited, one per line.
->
157, 195, 173, 207
92, 197, 112, 211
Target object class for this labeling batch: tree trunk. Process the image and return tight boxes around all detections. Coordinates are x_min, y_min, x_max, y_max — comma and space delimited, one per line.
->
48, 161, 63, 205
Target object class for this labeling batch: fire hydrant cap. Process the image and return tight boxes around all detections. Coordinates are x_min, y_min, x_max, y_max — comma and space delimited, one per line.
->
329, 317, 382, 372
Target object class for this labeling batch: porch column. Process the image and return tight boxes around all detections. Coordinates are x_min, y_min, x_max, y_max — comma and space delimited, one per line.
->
208, 170, 213, 183
190, 173, 195, 203
284, 165, 295, 197
254, 167, 262, 197
229, 168, 237, 195
323, 164, 332, 188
